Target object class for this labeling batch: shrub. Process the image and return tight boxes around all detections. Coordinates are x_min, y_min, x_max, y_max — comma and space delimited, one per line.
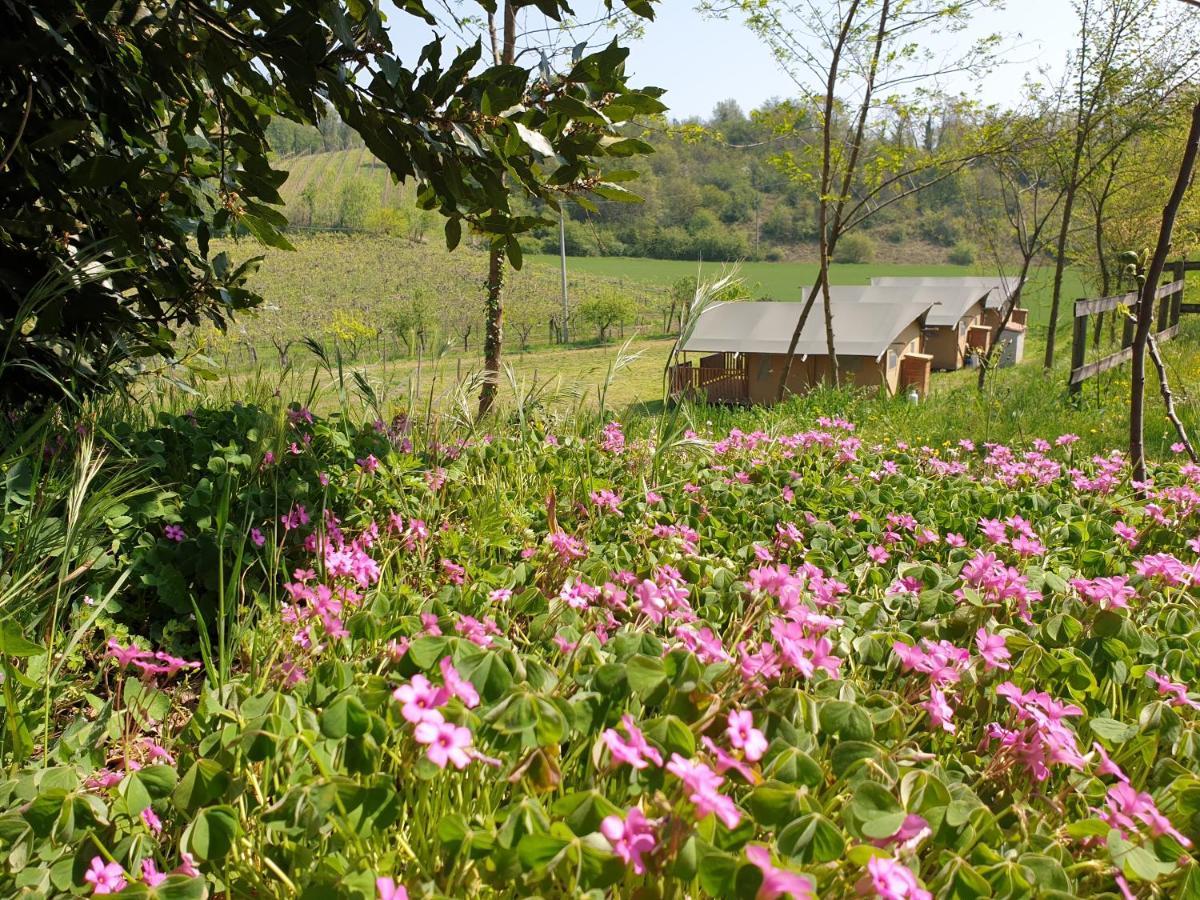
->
949, 242, 977, 266
579, 291, 636, 341
832, 232, 875, 264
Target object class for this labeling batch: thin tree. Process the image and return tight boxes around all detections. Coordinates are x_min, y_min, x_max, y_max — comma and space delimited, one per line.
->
1040, 0, 1200, 368
1129, 94, 1200, 481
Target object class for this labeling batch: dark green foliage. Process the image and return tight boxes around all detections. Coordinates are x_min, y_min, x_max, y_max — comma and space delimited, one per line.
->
0, 0, 660, 406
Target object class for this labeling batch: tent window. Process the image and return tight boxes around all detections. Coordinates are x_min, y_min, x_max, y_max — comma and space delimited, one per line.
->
887, 350, 898, 371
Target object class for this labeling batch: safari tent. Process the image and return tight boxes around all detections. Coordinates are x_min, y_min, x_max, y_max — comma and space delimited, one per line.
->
669, 298, 934, 405
853, 284, 992, 370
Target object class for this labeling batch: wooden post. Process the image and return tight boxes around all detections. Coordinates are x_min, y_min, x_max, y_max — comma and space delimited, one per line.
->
1069, 302, 1087, 398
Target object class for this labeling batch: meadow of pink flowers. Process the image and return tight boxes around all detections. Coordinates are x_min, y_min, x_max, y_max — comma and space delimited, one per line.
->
16, 407, 1200, 898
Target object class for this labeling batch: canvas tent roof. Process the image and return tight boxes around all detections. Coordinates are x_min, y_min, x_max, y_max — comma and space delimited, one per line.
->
869, 276, 1014, 310
853, 284, 991, 328
680, 299, 931, 358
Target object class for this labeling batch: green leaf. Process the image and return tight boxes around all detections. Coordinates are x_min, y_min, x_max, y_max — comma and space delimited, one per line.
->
1090, 717, 1137, 743
173, 759, 230, 813
850, 781, 906, 839
819, 701, 874, 741
776, 813, 845, 863
0, 622, 45, 657
625, 655, 668, 699
517, 832, 571, 871
321, 695, 370, 739
183, 805, 239, 861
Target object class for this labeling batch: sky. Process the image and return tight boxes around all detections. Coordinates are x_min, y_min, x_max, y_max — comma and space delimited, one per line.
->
383, 0, 1084, 121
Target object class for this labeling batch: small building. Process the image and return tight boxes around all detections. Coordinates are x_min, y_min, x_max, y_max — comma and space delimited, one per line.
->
854, 284, 991, 370
870, 276, 1027, 364
669, 298, 933, 405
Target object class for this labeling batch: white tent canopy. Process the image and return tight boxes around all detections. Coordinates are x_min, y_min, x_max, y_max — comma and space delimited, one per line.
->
681, 299, 932, 358
869, 275, 1014, 310
850, 284, 992, 327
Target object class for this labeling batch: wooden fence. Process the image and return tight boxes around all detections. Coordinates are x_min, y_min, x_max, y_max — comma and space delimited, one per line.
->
668, 364, 749, 404
1068, 262, 1192, 395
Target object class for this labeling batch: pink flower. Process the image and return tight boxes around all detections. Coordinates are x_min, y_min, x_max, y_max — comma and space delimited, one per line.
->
600, 807, 658, 874
174, 851, 200, 878
871, 814, 931, 851
745, 844, 816, 899
105, 638, 149, 669
945, 533, 966, 548
376, 876, 409, 900
975, 629, 1010, 671
1092, 742, 1130, 783
666, 753, 741, 829
163, 524, 185, 542
488, 588, 513, 603
1147, 670, 1200, 709
923, 688, 956, 733
84, 857, 126, 894
392, 675, 449, 724
439, 657, 480, 708
602, 715, 663, 770
590, 489, 623, 515
867, 544, 890, 564
250, 527, 266, 547
141, 807, 163, 835
413, 719, 473, 769
725, 710, 768, 761
356, 454, 380, 473
1099, 782, 1192, 846
862, 856, 931, 900
141, 859, 167, 887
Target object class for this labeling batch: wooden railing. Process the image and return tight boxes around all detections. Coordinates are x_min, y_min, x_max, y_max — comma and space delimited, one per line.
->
1069, 277, 1185, 394
669, 364, 749, 404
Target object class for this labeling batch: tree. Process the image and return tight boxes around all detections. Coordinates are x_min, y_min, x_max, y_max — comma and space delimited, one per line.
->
706, 0, 1002, 399
1039, 0, 1200, 369
969, 110, 1070, 391
0, 0, 660, 408
1129, 81, 1200, 481
579, 292, 636, 342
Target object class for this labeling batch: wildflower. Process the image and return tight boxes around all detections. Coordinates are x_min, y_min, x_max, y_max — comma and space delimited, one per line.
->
744, 844, 816, 899
666, 753, 740, 829
441, 559, 466, 585
1099, 782, 1192, 846
142, 738, 175, 764
420, 612, 442, 636
546, 530, 587, 561
392, 675, 449, 724
552, 634, 577, 654
141, 860, 167, 887
646, 490, 663, 504
174, 852, 200, 878
105, 638, 149, 669
602, 715, 663, 770
871, 814, 931, 852
1091, 742, 1130, 783
590, 489, 623, 515
923, 688, 956, 733
376, 877, 409, 900
601, 421, 626, 453
725, 710, 768, 761
250, 527, 266, 547
141, 807, 163, 835
163, 524, 185, 542
600, 807, 658, 874
488, 588, 513, 603
945, 533, 966, 548
356, 454, 380, 473
975, 629, 1011, 671
439, 657, 480, 709
1056, 433, 1080, 446
862, 856, 932, 900
701, 736, 756, 782
867, 544, 890, 564
84, 857, 126, 895
1135, 553, 1190, 585
1071, 576, 1136, 610
413, 719, 473, 769
1146, 670, 1200, 709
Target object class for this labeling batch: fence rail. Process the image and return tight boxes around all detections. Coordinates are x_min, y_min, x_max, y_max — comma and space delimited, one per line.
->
1069, 266, 1189, 393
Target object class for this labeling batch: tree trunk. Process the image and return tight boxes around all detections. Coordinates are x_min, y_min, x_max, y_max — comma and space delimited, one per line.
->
1130, 98, 1200, 483
1044, 180, 1079, 368
477, 0, 516, 419
478, 245, 506, 417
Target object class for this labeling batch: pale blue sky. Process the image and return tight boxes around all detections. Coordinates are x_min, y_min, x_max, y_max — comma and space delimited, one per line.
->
383, 0, 1083, 120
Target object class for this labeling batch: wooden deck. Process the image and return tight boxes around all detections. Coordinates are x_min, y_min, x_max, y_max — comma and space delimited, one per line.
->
669, 363, 749, 404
